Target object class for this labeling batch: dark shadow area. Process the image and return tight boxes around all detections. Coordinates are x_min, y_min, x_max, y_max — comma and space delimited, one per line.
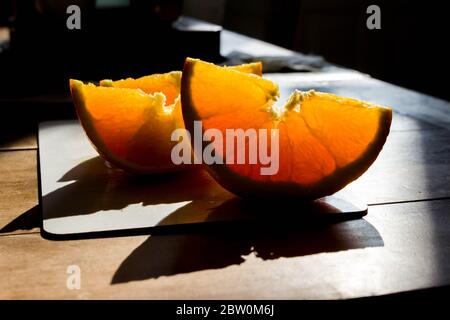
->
0, 205, 40, 234
1, 152, 382, 285
0, 123, 36, 150
42, 156, 229, 220
40, 155, 367, 240
0, 1, 221, 97
216, 0, 450, 100
112, 216, 383, 283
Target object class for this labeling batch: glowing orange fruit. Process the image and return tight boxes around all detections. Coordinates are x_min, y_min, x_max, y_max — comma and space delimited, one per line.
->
181, 58, 392, 199
69, 62, 262, 173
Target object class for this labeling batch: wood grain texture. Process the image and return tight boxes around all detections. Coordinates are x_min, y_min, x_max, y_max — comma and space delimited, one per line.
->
1, 199, 449, 299
0, 151, 39, 235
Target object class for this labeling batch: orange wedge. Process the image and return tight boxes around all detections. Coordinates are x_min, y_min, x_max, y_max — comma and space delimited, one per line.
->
181, 58, 392, 199
69, 62, 262, 173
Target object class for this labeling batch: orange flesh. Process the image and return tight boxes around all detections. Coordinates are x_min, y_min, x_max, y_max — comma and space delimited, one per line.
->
70, 62, 263, 173
73, 83, 179, 169
182, 58, 392, 197
81, 86, 150, 158
102, 72, 181, 105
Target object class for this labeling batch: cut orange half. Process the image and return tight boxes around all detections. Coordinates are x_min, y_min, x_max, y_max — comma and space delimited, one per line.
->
69, 62, 262, 173
181, 58, 392, 199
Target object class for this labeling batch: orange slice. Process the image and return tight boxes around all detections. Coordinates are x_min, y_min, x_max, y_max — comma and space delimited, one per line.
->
181, 58, 392, 199
69, 62, 262, 173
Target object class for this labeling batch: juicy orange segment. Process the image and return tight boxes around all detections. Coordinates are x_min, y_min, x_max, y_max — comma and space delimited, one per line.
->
70, 80, 183, 173
69, 62, 262, 173
222, 62, 263, 78
181, 58, 392, 198
100, 71, 182, 105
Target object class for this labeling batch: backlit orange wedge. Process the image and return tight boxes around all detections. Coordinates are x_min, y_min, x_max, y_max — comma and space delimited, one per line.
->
69, 62, 262, 173
181, 58, 392, 199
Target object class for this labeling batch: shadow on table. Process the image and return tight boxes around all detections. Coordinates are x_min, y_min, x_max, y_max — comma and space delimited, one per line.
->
106, 173, 382, 284
0, 156, 217, 234
0, 155, 384, 284
0, 205, 41, 234
37, 156, 368, 231
111, 212, 383, 284
41, 156, 228, 220
1, 156, 367, 235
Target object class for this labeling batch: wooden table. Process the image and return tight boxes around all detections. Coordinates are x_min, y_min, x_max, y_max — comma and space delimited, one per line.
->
1, 29, 450, 300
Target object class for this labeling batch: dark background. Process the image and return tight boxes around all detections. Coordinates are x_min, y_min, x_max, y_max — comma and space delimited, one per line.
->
185, 0, 450, 101
0, 0, 449, 100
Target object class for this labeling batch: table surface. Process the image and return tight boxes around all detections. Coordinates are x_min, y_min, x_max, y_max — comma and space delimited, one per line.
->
1, 29, 450, 299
